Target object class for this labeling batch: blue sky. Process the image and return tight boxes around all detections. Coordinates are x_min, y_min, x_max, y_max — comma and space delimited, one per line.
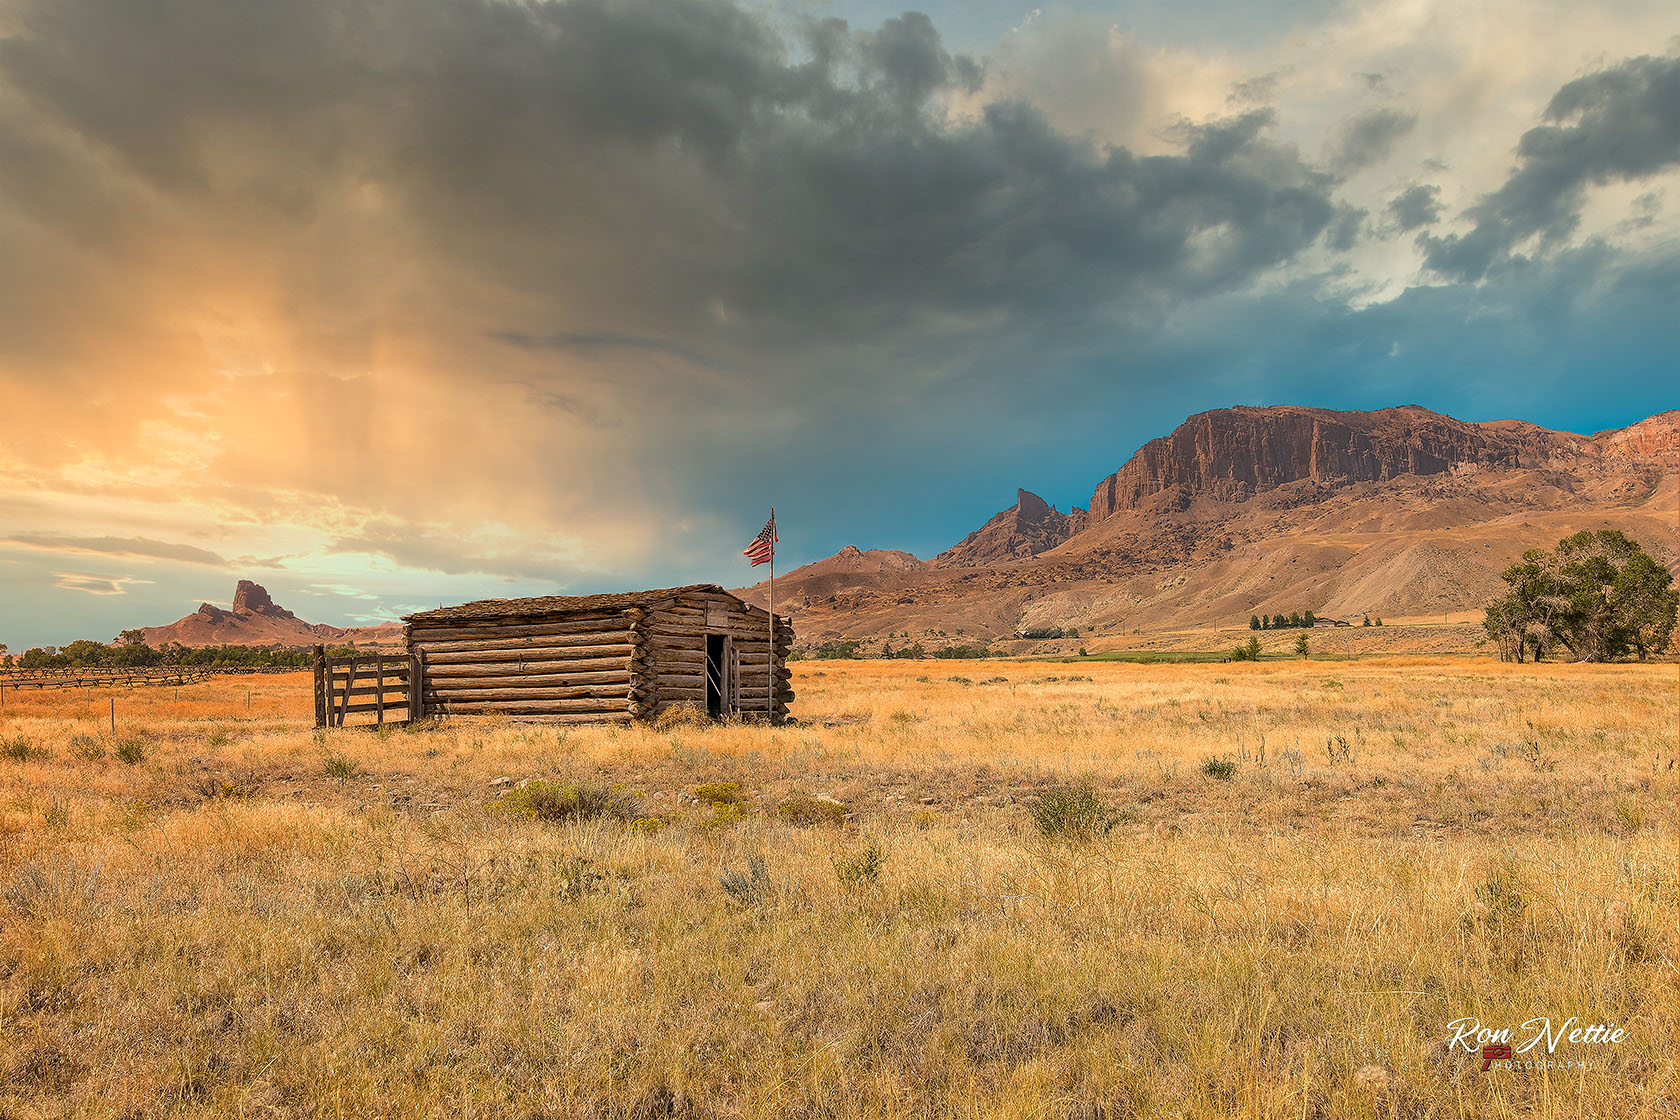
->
0, 0, 1676, 649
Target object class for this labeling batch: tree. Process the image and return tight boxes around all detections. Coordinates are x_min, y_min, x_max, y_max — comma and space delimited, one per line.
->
1616, 549, 1679, 659
1249, 615, 1261, 630
1288, 611, 1302, 628
1303, 610, 1317, 627
1362, 615, 1371, 627
1484, 530, 1676, 662
60, 639, 110, 667
1272, 614, 1287, 630
1375, 618, 1383, 626
1294, 632, 1310, 659
1231, 636, 1262, 662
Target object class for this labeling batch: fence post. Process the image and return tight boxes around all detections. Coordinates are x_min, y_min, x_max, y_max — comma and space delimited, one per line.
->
408, 650, 425, 721
375, 653, 385, 726
312, 645, 326, 729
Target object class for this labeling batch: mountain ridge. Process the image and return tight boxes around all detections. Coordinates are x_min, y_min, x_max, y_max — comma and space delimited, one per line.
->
736, 405, 1678, 646
140, 580, 403, 648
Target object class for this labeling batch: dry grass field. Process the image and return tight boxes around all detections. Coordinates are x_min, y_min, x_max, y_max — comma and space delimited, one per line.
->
0, 658, 1674, 1118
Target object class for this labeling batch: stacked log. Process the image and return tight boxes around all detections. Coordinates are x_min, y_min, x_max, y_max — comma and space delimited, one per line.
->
627, 607, 655, 720
410, 610, 634, 720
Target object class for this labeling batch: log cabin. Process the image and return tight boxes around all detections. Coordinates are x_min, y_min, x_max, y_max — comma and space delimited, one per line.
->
401, 585, 792, 724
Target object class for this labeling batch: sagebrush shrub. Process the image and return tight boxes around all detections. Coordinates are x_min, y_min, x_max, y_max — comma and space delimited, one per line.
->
694, 781, 744, 805
833, 840, 886, 885
1200, 756, 1238, 780
776, 795, 848, 827
496, 780, 642, 823
719, 855, 771, 906
1031, 783, 1126, 840
321, 751, 360, 780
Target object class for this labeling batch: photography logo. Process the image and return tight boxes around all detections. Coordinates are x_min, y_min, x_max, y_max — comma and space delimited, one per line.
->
1449, 1017, 1626, 1073
1479, 1044, 1512, 1071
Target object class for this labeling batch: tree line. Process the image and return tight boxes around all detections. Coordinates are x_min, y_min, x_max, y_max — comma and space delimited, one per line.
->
1483, 530, 1676, 662
3, 634, 377, 671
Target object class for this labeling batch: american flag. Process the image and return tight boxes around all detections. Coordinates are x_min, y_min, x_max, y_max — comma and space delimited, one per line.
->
743, 511, 777, 567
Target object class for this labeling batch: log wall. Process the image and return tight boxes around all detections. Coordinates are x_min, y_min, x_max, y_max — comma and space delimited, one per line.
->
406, 609, 635, 724
403, 591, 792, 725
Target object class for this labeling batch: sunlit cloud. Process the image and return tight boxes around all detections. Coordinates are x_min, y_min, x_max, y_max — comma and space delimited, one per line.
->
52, 572, 155, 596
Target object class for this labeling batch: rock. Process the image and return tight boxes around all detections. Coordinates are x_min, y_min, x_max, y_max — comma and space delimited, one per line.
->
490, 776, 514, 789
1086, 404, 1580, 520
935, 488, 1086, 566
139, 579, 402, 649
232, 579, 296, 619
918, 795, 937, 805
1596, 410, 1678, 461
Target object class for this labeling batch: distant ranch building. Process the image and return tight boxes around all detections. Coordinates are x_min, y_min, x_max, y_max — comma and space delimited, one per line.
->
401, 585, 792, 724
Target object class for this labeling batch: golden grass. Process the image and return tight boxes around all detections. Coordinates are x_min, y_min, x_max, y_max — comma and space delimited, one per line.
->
0, 659, 1674, 1118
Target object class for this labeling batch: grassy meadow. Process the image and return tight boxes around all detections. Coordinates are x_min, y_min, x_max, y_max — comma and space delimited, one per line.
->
0, 658, 1675, 1118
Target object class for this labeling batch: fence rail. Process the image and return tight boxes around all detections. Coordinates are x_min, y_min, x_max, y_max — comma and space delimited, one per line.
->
0, 668, 219, 691
314, 647, 421, 728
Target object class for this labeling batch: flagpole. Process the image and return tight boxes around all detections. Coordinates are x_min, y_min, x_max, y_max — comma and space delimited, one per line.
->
767, 506, 775, 725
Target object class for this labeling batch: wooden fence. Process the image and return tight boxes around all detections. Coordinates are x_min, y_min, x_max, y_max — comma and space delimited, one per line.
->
314, 647, 422, 728
0, 668, 217, 691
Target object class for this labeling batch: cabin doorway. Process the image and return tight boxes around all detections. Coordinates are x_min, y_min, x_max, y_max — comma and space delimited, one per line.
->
704, 634, 733, 718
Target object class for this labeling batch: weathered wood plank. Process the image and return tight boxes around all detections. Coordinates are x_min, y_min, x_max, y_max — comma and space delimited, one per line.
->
336, 700, 414, 715
409, 652, 425, 719
426, 698, 632, 714
423, 685, 630, 703
420, 644, 632, 666
425, 670, 630, 688
423, 657, 631, 678
408, 614, 628, 641
410, 630, 632, 655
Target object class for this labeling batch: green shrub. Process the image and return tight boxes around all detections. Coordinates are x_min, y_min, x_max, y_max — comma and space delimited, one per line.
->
1030, 783, 1127, 840
1230, 636, 1262, 662
1, 737, 48, 762
776, 795, 849, 827
694, 781, 745, 805
703, 801, 750, 829
496, 780, 642, 823
321, 751, 360, 780
833, 840, 887, 885
1201, 756, 1238, 780
113, 737, 146, 765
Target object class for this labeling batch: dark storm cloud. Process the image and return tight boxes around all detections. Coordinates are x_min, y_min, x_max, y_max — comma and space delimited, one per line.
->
1326, 108, 1416, 175
489, 331, 722, 370
1386, 183, 1442, 231
1422, 51, 1680, 280
0, 0, 1340, 359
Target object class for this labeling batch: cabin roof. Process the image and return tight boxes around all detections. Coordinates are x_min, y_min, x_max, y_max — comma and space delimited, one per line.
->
404, 584, 742, 624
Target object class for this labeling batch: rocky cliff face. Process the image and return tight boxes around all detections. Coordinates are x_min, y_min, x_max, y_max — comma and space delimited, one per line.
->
141, 580, 400, 648
231, 578, 296, 618
936, 489, 1086, 566
1086, 405, 1579, 520
1595, 410, 1679, 461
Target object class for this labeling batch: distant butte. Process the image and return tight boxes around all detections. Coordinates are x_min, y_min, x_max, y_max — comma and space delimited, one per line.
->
139, 580, 402, 649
